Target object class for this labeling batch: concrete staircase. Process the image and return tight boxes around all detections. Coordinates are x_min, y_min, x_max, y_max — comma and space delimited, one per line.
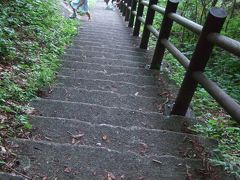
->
0, 1, 231, 179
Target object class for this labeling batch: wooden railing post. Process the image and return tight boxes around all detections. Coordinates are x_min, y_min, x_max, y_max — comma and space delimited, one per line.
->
139, 0, 158, 49
122, 0, 127, 16
133, 0, 144, 36
150, 0, 179, 69
128, 0, 137, 27
119, 0, 124, 12
125, 0, 132, 21
171, 8, 227, 116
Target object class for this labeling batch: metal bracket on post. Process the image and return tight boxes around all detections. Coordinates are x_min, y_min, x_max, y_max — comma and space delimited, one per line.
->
171, 8, 227, 116
150, 0, 179, 69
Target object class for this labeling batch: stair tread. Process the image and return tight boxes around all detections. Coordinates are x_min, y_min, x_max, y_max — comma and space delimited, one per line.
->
8, 139, 218, 179
31, 99, 195, 132
30, 116, 216, 157
55, 76, 162, 97
58, 68, 158, 86
66, 46, 147, 56
67, 44, 147, 53
42, 87, 164, 112
72, 40, 141, 50
61, 54, 147, 67
60, 60, 155, 76
0, 173, 25, 180
64, 49, 148, 61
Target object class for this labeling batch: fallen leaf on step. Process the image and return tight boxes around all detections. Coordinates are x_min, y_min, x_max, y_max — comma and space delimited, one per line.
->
64, 167, 72, 173
71, 134, 84, 139
102, 134, 108, 141
105, 172, 115, 180
152, 159, 162, 165
44, 136, 53, 141
96, 142, 102, 146
120, 175, 125, 179
139, 143, 148, 155
67, 131, 84, 139
134, 92, 139, 96
140, 142, 148, 149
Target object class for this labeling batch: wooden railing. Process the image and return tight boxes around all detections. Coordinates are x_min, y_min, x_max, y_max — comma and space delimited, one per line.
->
118, 0, 240, 123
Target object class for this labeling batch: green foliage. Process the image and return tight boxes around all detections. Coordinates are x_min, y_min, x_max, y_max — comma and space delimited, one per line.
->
0, 0, 78, 131
195, 119, 240, 178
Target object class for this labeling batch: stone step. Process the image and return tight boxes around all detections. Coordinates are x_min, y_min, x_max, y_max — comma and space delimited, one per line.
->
78, 29, 135, 37
78, 29, 132, 38
59, 60, 154, 76
0, 173, 25, 180
74, 35, 137, 43
81, 20, 126, 24
9, 139, 218, 179
73, 37, 138, 47
72, 40, 141, 50
82, 20, 125, 24
66, 45, 146, 56
78, 25, 131, 32
61, 54, 146, 68
67, 43, 146, 53
78, 28, 132, 36
43, 87, 164, 112
76, 33, 137, 41
30, 116, 216, 158
58, 68, 158, 86
31, 99, 195, 132
81, 17, 125, 22
64, 49, 147, 62
74, 35, 136, 43
55, 76, 161, 97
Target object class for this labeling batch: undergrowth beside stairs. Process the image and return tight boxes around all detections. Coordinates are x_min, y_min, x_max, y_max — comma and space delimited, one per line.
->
0, 0, 78, 171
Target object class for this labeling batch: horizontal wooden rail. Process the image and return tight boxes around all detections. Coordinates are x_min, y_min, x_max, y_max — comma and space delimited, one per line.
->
160, 39, 190, 69
132, 11, 137, 16
137, 16, 145, 23
147, 25, 159, 38
193, 72, 240, 123
168, 13, 202, 35
207, 33, 240, 57
151, 4, 165, 14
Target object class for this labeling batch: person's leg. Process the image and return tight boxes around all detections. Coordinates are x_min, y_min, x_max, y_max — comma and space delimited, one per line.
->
105, 0, 110, 6
70, 9, 77, 18
70, 1, 78, 18
86, 12, 91, 20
